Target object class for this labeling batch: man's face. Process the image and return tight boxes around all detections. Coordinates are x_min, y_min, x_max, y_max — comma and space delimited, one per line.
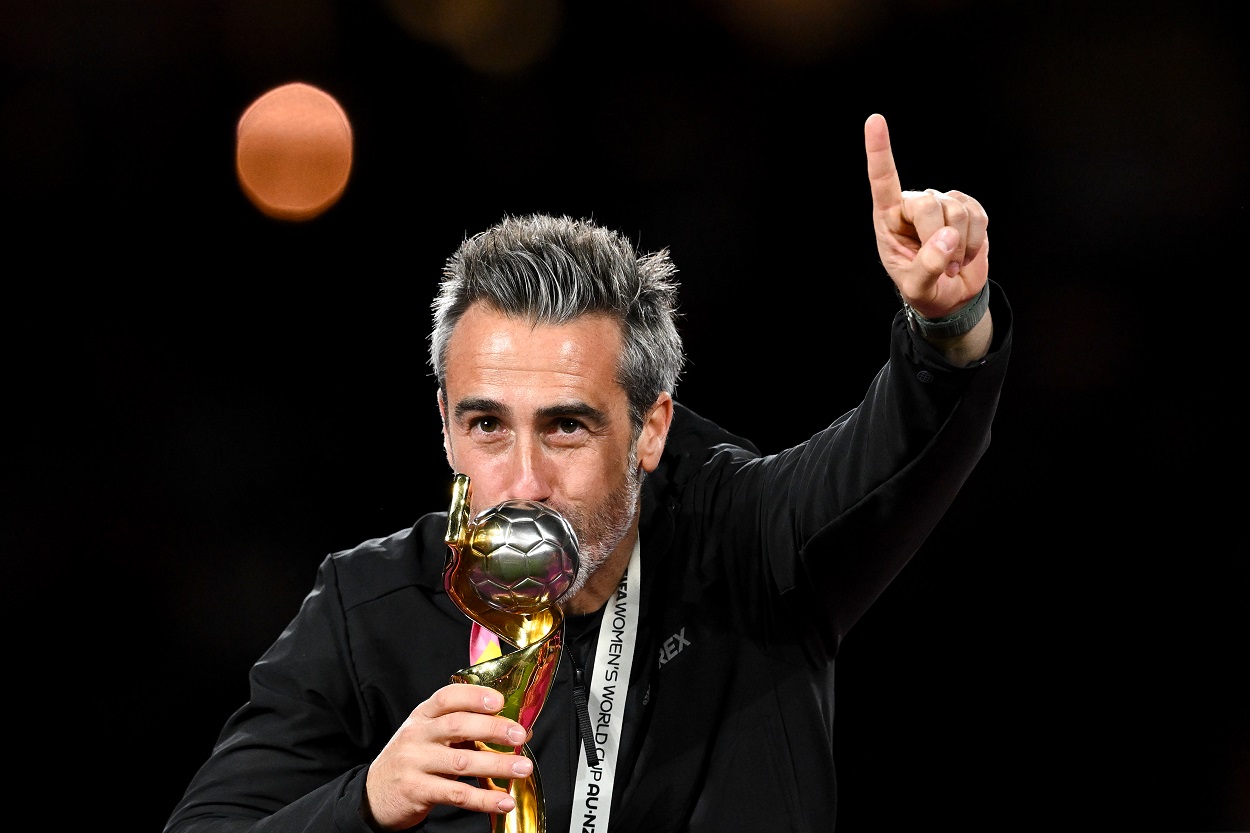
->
439, 303, 670, 603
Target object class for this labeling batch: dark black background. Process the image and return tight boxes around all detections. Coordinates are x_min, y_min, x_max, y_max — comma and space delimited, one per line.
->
4, 0, 1247, 830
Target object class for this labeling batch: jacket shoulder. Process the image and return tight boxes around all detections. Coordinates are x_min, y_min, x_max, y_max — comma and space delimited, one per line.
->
325, 512, 450, 611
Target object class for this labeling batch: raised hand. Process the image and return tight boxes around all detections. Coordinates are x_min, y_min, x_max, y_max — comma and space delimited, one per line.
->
864, 113, 989, 321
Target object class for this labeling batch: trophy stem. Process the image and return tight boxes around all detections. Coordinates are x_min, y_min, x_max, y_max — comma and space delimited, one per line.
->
481, 743, 544, 833
452, 625, 562, 833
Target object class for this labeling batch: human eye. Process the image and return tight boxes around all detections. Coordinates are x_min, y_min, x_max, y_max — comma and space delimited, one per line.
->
555, 419, 583, 435
470, 416, 502, 435
544, 416, 590, 446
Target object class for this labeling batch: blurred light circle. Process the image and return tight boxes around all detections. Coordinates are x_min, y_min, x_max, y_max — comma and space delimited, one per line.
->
235, 82, 353, 221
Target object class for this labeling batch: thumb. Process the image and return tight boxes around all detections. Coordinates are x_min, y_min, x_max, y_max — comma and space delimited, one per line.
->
917, 226, 962, 279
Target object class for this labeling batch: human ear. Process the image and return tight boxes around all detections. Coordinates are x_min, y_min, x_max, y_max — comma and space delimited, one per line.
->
437, 390, 454, 469
638, 392, 674, 473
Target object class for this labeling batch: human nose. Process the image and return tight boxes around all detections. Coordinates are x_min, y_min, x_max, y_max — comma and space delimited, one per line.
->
503, 436, 553, 502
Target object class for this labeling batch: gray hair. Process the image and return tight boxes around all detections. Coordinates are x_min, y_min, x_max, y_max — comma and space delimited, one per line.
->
429, 213, 685, 432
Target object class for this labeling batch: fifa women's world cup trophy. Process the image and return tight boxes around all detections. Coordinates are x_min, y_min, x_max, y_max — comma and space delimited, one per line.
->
443, 472, 580, 833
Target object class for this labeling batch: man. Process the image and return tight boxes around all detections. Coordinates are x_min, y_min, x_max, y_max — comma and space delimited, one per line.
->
164, 113, 1011, 833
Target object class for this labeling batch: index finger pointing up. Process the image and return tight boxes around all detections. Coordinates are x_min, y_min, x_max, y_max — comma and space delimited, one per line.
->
865, 113, 902, 214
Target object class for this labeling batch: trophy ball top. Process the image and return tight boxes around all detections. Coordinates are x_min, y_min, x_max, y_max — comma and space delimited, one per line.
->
467, 500, 580, 612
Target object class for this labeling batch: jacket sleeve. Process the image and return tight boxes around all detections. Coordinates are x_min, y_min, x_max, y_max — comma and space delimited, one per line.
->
697, 282, 1013, 656
162, 554, 381, 833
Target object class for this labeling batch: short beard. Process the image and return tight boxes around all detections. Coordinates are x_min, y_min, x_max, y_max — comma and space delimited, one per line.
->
554, 453, 643, 605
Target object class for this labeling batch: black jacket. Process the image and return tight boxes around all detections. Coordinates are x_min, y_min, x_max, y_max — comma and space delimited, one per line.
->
164, 287, 1012, 833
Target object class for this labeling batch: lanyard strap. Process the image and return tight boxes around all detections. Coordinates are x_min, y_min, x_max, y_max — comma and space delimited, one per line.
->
569, 539, 641, 833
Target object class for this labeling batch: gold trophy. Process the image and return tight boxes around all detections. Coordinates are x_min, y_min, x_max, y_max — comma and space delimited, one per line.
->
443, 473, 579, 833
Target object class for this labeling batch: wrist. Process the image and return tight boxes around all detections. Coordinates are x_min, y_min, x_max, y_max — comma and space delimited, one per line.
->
903, 282, 990, 339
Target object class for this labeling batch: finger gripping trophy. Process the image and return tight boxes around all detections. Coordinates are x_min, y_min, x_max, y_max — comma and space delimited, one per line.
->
443, 473, 579, 833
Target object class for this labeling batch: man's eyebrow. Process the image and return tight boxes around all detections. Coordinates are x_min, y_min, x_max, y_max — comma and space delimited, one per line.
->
453, 397, 508, 419
536, 402, 609, 426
